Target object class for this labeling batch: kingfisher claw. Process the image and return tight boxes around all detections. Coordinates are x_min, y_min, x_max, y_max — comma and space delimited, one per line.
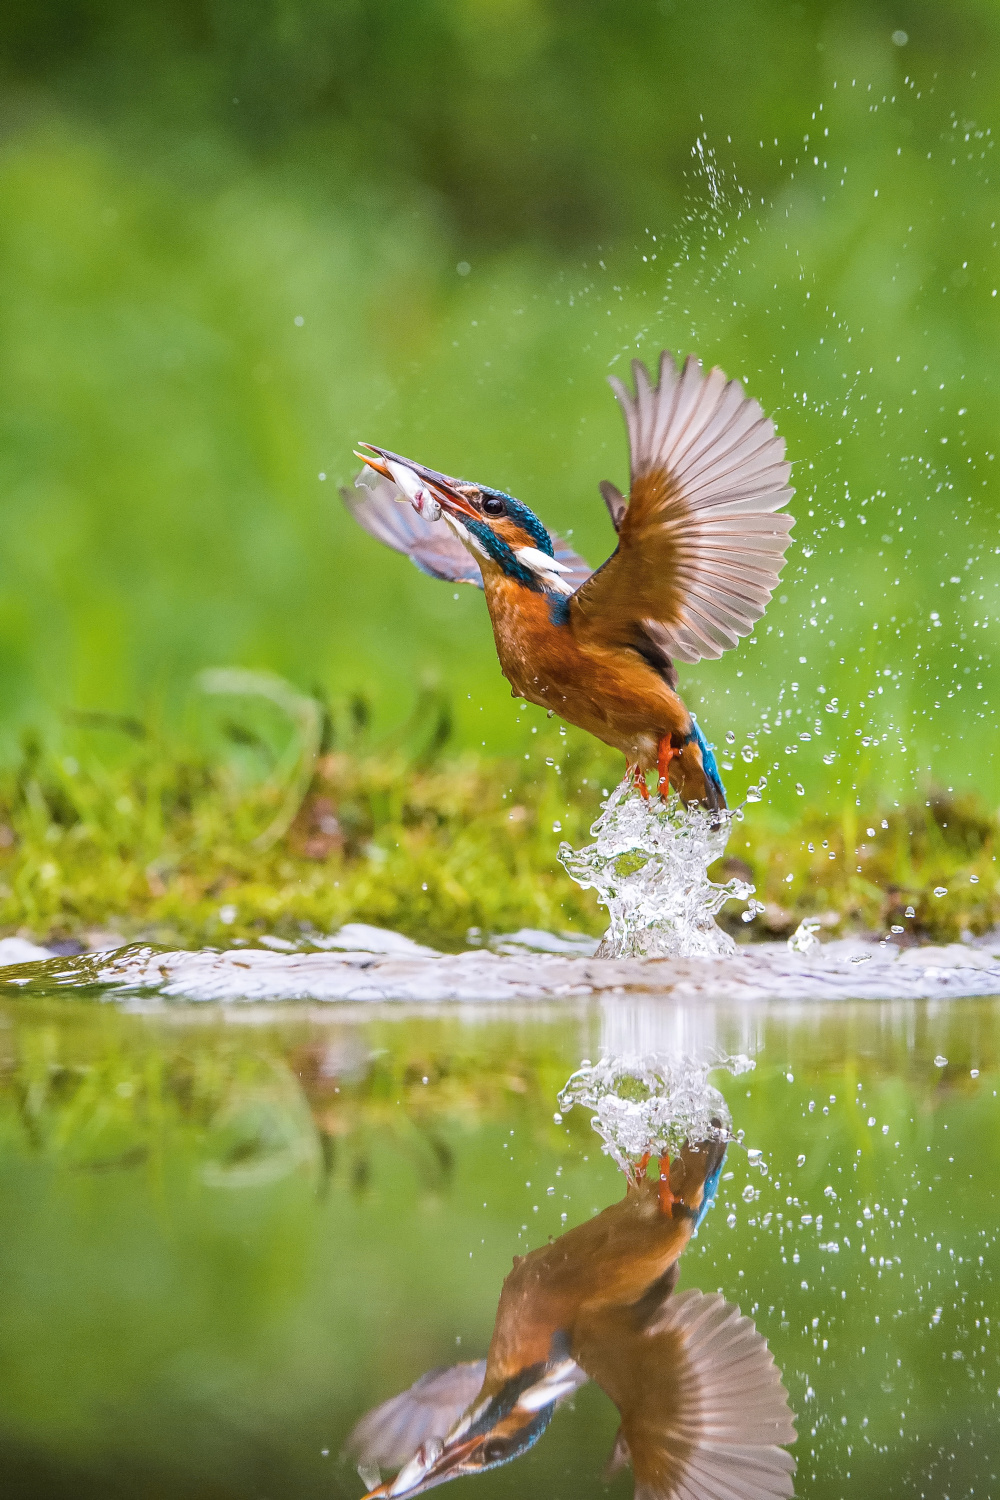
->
627, 1151, 652, 1191
656, 738, 680, 800
626, 763, 650, 801
656, 1155, 676, 1215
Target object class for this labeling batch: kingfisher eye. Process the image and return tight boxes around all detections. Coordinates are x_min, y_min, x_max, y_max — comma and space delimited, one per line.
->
480, 1438, 512, 1465
482, 494, 506, 517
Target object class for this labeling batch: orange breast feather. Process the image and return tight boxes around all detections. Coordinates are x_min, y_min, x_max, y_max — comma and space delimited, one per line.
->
482, 576, 690, 762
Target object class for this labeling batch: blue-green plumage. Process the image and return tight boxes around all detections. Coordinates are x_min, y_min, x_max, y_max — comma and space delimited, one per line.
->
481, 489, 555, 556
463, 488, 556, 591
688, 719, 726, 803
693, 1153, 725, 1232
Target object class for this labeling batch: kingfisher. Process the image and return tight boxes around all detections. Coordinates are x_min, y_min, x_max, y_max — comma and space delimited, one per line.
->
346, 352, 793, 812
345, 1138, 796, 1500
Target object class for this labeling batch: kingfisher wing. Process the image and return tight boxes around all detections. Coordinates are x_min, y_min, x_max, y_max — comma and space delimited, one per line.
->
570, 352, 794, 664
343, 1360, 488, 1474
343, 473, 485, 587
548, 534, 594, 591
575, 1290, 796, 1500
343, 472, 593, 591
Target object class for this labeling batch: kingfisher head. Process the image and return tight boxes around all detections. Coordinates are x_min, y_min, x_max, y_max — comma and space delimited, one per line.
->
359, 1356, 583, 1500
355, 444, 574, 595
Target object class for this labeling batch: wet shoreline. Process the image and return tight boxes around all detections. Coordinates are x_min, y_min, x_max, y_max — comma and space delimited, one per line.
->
4, 932, 1000, 1005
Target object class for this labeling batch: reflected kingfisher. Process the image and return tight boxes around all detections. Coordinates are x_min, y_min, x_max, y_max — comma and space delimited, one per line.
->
345, 1139, 796, 1500
347, 352, 793, 812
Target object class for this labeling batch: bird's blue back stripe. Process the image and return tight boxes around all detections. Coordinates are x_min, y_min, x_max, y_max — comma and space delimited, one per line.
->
693, 1156, 725, 1232
690, 718, 726, 802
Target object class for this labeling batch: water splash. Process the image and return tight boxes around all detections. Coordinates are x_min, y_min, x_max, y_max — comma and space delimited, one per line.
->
787, 917, 822, 955
691, 134, 726, 208
557, 1052, 752, 1179
557, 781, 753, 959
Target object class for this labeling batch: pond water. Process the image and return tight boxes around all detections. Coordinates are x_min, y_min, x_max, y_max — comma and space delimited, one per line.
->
2, 988, 997, 1500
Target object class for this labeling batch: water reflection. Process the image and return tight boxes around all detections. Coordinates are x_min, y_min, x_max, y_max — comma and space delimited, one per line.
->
347, 1058, 795, 1500
1, 996, 998, 1499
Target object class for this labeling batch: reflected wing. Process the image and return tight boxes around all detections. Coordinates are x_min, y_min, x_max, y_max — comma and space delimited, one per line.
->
343, 472, 593, 592
344, 1361, 488, 1473
576, 1290, 796, 1500
343, 473, 484, 587
571, 353, 794, 665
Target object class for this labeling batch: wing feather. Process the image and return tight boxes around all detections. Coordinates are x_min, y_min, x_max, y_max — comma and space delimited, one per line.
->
343, 1360, 487, 1474
572, 353, 793, 667
342, 474, 484, 587
577, 1290, 795, 1500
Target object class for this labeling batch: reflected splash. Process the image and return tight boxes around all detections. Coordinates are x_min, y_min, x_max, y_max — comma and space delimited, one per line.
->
557, 1052, 751, 1178
558, 781, 753, 958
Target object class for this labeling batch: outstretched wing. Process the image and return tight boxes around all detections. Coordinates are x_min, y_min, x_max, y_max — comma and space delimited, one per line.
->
343, 473, 594, 592
576, 1290, 796, 1500
343, 473, 485, 587
343, 1361, 488, 1476
571, 353, 794, 665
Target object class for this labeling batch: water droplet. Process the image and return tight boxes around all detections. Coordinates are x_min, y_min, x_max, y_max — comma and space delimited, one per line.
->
934, 887, 948, 898
725, 730, 736, 744
742, 1184, 756, 1202
934, 1055, 948, 1067
788, 918, 821, 954
795, 783, 805, 795
905, 905, 916, 917
822, 751, 836, 765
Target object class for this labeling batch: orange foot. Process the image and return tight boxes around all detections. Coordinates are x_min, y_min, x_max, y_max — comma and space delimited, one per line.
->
626, 762, 650, 801
627, 1151, 652, 1191
656, 738, 680, 800
657, 1154, 677, 1215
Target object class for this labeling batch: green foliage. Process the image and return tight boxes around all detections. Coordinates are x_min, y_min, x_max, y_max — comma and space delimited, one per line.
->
1, 726, 997, 949
0, 729, 615, 947
0, 0, 997, 812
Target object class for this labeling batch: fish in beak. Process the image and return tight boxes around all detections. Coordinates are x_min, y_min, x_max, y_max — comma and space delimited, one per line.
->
359, 1433, 482, 1500
355, 444, 482, 527
359, 1360, 585, 1500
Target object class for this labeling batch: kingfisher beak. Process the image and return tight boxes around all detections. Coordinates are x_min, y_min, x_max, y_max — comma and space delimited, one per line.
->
355, 444, 481, 522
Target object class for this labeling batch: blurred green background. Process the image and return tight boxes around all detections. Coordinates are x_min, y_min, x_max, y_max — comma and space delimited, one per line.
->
1, 0, 999, 811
